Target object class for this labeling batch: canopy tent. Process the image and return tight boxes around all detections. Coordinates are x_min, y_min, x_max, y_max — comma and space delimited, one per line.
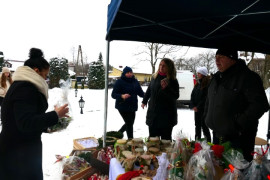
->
103, 0, 270, 146
106, 0, 270, 54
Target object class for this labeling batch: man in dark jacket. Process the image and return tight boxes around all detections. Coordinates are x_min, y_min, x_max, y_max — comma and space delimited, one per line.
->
111, 66, 144, 139
204, 47, 269, 161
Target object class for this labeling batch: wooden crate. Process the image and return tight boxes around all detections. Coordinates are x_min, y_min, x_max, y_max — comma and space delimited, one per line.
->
67, 167, 97, 180
73, 137, 99, 151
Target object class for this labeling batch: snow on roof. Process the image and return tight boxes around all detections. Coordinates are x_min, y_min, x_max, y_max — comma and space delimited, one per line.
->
114, 65, 152, 75
7, 60, 25, 71
68, 69, 76, 76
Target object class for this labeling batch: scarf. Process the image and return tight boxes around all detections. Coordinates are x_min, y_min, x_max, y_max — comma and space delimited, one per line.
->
13, 66, 49, 99
158, 71, 167, 76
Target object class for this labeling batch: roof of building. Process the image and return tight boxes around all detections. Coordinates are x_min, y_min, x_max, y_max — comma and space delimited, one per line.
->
114, 66, 152, 75
5, 60, 25, 72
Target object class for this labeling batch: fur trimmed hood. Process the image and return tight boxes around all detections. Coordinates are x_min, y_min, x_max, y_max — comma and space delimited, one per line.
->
12, 66, 48, 99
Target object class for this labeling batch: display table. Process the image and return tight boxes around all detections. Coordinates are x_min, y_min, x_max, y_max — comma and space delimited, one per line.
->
109, 158, 125, 180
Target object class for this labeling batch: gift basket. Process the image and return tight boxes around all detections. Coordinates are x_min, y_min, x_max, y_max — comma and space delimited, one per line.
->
168, 132, 194, 180
221, 148, 249, 180
243, 145, 270, 180
185, 140, 215, 180
48, 79, 73, 133
55, 154, 90, 179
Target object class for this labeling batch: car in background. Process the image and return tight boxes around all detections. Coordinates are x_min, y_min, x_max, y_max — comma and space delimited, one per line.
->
176, 70, 196, 106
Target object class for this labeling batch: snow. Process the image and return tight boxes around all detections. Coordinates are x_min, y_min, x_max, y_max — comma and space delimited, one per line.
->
1, 86, 269, 179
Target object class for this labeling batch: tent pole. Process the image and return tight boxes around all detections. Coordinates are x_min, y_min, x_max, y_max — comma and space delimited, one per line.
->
267, 88, 270, 142
267, 110, 270, 142
103, 40, 110, 148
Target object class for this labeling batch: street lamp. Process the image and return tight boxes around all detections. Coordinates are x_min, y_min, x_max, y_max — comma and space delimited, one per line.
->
79, 96, 85, 114
75, 87, 78, 97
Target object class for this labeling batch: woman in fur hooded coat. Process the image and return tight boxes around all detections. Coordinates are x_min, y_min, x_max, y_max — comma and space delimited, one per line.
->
0, 48, 69, 180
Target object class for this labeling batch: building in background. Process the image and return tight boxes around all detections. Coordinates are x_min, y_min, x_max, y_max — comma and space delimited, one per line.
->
3, 60, 24, 73
109, 66, 152, 87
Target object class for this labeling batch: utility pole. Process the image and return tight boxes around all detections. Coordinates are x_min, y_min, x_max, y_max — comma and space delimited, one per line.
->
76, 45, 86, 86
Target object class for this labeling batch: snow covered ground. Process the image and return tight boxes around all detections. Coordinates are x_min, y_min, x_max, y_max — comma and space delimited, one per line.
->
1, 87, 269, 180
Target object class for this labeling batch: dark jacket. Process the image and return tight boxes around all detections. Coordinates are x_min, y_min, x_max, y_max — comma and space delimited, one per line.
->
0, 81, 58, 180
111, 74, 144, 112
190, 77, 209, 112
204, 60, 269, 137
142, 74, 179, 128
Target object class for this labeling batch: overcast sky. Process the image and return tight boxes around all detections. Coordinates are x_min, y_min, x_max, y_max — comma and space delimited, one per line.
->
8, 0, 266, 71
0, 0, 214, 67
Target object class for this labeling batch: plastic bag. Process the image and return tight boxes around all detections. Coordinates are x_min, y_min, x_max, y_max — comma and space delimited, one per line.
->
153, 153, 170, 180
169, 131, 193, 180
185, 140, 215, 180
243, 145, 270, 180
55, 154, 90, 178
48, 79, 73, 132
221, 149, 249, 180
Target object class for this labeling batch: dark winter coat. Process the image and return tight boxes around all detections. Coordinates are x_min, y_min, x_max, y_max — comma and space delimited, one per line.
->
111, 74, 144, 112
204, 59, 269, 137
190, 77, 209, 112
0, 81, 58, 180
142, 74, 179, 128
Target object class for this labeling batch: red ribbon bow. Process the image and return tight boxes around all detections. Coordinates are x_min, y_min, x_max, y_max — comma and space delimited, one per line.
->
224, 164, 235, 173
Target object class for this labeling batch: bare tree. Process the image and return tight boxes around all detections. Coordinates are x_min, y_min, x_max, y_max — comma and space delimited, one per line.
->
182, 56, 200, 73
135, 42, 183, 73
175, 50, 216, 74
70, 47, 76, 64
198, 50, 216, 74
263, 54, 270, 89
239, 51, 255, 65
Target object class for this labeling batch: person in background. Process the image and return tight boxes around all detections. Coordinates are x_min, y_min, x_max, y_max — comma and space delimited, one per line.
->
0, 48, 69, 180
0, 67, 13, 106
111, 66, 144, 139
142, 58, 179, 140
190, 67, 211, 142
204, 47, 269, 161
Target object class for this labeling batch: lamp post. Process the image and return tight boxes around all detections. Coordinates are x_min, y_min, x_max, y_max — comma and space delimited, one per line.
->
75, 87, 78, 97
79, 96, 85, 114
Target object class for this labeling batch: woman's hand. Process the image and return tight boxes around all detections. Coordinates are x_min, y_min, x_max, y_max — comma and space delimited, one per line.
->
161, 78, 168, 89
54, 104, 69, 118
141, 103, 147, 109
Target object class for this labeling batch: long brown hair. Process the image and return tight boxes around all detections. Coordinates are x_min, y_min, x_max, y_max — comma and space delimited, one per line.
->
1, 73, 13, 88
200, 75, 210, 90
153, 58, 176, 80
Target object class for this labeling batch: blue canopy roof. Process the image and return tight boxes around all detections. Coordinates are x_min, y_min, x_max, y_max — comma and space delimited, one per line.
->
106, 0, 270, 54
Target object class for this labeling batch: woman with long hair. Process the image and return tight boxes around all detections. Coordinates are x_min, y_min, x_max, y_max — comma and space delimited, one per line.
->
142, 58, 179, 140
0, 48, 69, 180
0, 67, 12, 106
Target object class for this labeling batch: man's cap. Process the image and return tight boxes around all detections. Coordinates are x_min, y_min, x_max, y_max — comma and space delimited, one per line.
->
123, 66, 133, 74
216, 48, 238, 60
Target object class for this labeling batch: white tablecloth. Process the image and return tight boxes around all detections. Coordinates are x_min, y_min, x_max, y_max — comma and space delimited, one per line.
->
109, 158, 125, 180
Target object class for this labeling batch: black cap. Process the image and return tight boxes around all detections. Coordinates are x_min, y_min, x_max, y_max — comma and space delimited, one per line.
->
216, 48, 238, 60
